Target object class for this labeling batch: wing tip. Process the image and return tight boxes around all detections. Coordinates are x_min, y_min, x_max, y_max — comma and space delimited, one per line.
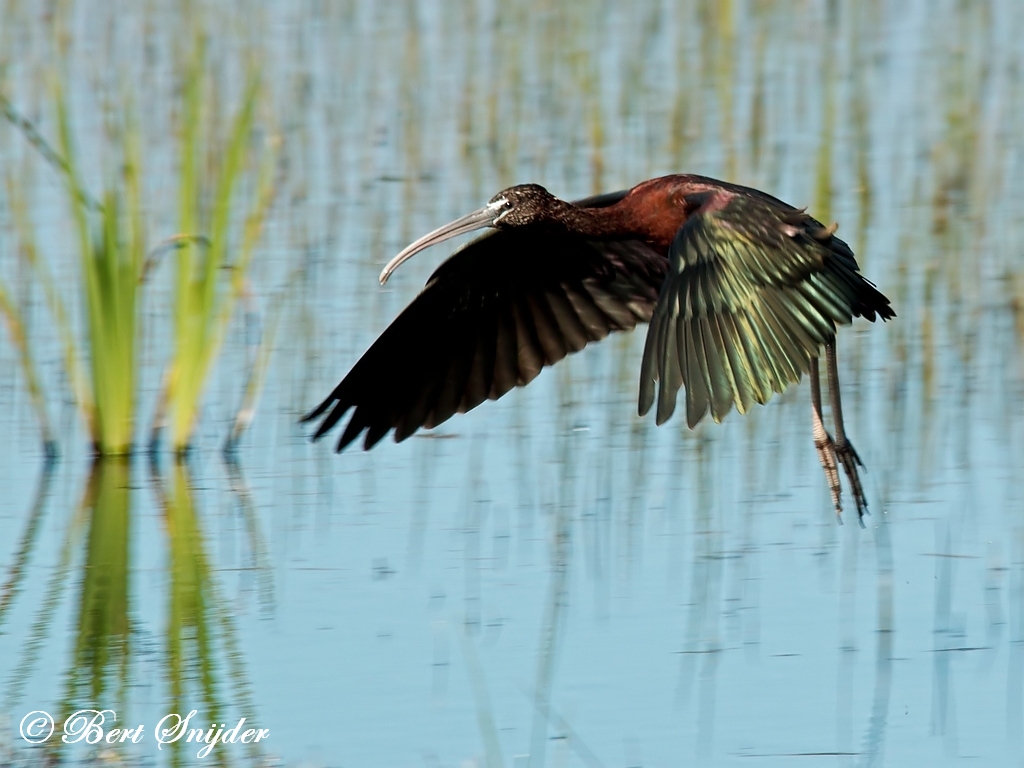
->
638, 380, 655, 417
655, 389, 678, 426
300, 398, 332, 426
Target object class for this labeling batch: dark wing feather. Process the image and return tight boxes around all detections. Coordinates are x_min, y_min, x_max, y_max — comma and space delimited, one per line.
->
639, 193, 893, 428
304, 222, 665, 451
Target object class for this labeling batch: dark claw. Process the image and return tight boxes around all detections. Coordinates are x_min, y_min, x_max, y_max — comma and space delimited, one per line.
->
834, 441, 868, 519
843, 441, 863, 467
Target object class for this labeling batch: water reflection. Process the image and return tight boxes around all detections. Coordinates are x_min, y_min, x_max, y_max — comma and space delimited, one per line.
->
0, 460, 55, 633
2, 465, 85, 721
0, 457, 270, 766
153, 459, 225, 764
62, 459, 131, 734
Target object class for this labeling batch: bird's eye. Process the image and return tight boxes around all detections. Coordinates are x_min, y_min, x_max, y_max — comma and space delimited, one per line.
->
488, 196, 513, 222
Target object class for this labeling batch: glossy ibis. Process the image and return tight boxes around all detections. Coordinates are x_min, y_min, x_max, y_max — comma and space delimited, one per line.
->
303, 175, 894, 520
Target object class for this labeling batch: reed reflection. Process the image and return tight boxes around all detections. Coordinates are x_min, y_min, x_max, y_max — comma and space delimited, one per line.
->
150, 458, 269, 767
0, 460, 55, 633
63, 459, 131, 716
0, 454, 274, 767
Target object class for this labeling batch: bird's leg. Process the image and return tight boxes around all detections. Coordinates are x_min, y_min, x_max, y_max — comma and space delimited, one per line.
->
810, 355, 842, 519
825, 338, 868, 520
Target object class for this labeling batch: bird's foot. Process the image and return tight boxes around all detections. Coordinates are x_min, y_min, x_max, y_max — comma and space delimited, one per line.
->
835, 440, 868, 522
814, 431, 843, 520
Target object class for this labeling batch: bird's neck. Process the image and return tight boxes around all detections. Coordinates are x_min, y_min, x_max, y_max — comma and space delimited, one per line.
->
559, 198, 681, 251
558, 201, 639, 240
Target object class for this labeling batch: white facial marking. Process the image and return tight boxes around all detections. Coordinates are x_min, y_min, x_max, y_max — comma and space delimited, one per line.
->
489, 197, 512, 223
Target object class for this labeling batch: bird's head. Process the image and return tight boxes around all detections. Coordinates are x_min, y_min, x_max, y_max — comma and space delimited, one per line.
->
485, 184, 558, 228
379, 184, 558, 284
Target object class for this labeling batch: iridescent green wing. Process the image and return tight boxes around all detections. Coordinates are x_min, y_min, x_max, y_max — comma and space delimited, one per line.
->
638, 192, 892, 428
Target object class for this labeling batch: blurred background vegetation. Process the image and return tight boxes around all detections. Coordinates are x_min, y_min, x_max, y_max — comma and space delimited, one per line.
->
0, 0, 1021, 459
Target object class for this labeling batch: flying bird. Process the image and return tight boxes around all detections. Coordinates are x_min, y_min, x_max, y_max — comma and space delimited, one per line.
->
303, 175, 894, 520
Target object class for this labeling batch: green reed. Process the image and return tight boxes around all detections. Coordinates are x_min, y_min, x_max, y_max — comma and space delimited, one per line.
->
7, 31, 273, 458
51, 73, 145, 455
225, 266, 300, 454
162, 34, 277, 454
6, 171, 94, 440
0, 277, 55, 452
4, 13, 143, 457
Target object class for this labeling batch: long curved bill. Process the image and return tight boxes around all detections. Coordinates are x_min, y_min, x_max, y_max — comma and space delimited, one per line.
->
379, 201, 504, 284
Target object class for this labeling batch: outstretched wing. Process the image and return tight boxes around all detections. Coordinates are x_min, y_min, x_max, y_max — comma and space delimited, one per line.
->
639, 191, 893, 428
305, 223, 666, 451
